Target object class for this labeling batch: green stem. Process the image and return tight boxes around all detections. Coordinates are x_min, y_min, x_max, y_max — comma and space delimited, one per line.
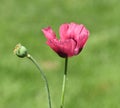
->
27, 54, 52, 108
60, 57, 68, 108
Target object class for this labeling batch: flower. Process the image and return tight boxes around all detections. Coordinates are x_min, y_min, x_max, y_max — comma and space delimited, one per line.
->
42, 22, 89, 58
14, 43, 28, 58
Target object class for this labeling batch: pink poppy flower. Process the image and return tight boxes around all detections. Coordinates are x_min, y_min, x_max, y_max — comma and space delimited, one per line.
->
42, 22, 89, 58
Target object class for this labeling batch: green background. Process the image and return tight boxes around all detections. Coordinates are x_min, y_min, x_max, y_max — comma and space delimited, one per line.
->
0, 0, 120, 108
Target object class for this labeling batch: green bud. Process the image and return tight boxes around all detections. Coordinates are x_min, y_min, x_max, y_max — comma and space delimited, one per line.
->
14, 43, 27, 58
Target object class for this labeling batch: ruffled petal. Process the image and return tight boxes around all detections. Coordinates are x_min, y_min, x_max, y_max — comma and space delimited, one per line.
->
47, 39, 76, 57
59, 23, 87, 41
59, 23, 69, 40
42, 27, 56, 40
66, 23, 77, 37
74, 26, 89, 55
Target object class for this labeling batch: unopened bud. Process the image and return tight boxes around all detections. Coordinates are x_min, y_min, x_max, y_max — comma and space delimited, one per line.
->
14, 43, 27, 58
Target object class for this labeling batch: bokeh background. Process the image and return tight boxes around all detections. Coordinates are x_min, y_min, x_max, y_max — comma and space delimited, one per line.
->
0, 0, 120, 108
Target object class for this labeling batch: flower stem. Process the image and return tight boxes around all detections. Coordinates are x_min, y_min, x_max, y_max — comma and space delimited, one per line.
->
27, 54, 52, 108
60, 57, 68, 108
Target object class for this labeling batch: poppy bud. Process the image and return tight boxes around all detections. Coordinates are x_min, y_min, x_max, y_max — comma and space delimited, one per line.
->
14, 43, 27, 58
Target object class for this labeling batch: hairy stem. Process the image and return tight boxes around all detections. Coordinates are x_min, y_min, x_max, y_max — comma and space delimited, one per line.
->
60, 57, 68, 108
27, 54, 52, 108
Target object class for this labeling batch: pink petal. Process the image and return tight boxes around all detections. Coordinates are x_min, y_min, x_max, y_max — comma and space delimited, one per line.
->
42, 27, 56, 40
74, 26, 89, 55
59, 22, 78, 40
59, 23, 69, 40
67, 23, 77, 37
47, 39, 76, 57
68, 23, 85, 40
59, 22, 86, 41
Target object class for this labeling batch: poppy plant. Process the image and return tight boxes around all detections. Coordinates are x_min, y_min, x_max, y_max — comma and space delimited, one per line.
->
14, 22, 90, 108
42, 22, 90, 108
42, 22, 89, 58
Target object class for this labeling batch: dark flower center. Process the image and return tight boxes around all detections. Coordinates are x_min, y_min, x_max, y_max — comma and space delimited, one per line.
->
57, 51, 68, 58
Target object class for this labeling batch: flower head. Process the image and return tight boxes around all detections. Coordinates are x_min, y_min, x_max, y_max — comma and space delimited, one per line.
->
14, 43, 28, 58
42, 22, 89, 58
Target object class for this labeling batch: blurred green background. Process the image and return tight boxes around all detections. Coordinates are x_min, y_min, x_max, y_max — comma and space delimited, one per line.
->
0, 0, 120, 108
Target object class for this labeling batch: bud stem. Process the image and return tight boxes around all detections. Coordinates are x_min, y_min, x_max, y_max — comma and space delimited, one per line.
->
27, 54, 52, 108
60, 57, 68, 108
